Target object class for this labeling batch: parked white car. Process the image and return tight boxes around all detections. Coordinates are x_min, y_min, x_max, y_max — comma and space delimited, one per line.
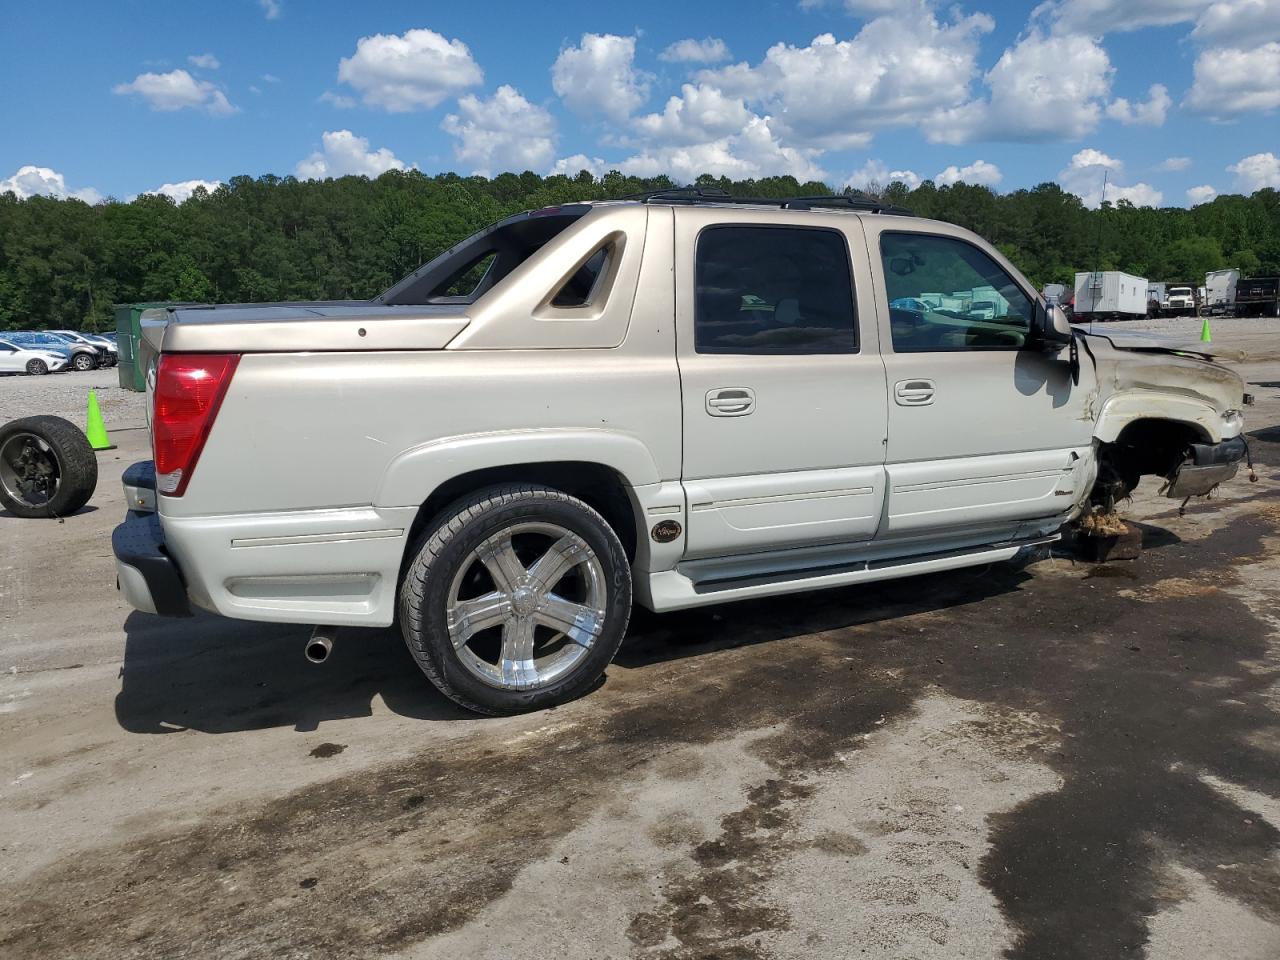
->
0, 338, 69, 375
112, 192, 1251, 714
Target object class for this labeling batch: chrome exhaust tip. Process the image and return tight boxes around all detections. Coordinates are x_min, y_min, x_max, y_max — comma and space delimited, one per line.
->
305, 627, 337, 664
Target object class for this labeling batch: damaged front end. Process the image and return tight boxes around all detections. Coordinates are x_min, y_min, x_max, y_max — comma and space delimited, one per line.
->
1162, 436, 1251, 499
1084, 332, 1256, 512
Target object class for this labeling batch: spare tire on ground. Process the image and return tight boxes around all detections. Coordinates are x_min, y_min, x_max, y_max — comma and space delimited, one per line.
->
0, 415, 98, 518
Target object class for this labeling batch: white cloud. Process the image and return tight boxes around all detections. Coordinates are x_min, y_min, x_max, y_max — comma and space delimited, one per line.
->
259, 0, 281, 20
928, 31, 1112, 143
1037, 0, 1209, 35
0, 165, 102, 203
551, 155, 610, 178
935, 159, 1003, 187
1105, 83, 1171, 125
1156, 156, 1191, 171
1185, 42, 1280, 116
319, 90, 354, 109
337, 29, 483, 112
1186, 184, 1218, 204
442, 85, 557, 177
701, 12, 993, 149
844, 159, 921, 191
1227, 151, 1280, 191
295, 130, 406, 179
262, 73, 281, 83
1059, 148, 1163, 207
1191, 0, 1280, 47
113, 69, 236, 115
144, 179, 223, 203
633, 83, 753, 144
843, 0, 916, 12
187, 53, 220, 70
659, 37, 731, 63
552, 34, 650, 123
619, 116, 826, 183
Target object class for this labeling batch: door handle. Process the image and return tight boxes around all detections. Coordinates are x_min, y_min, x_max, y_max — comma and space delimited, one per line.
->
894, 379, 935, 406
706, 387, 755, 417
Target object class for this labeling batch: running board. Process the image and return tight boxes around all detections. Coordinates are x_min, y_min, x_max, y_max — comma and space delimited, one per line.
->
642, 534, 1058, 613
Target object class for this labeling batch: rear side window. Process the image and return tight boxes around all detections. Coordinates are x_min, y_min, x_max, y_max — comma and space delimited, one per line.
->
551, 244, 613, 308
695, 226, 857, 355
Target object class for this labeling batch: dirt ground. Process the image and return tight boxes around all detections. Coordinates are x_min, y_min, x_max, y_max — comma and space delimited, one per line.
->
2, 327, 1280, 960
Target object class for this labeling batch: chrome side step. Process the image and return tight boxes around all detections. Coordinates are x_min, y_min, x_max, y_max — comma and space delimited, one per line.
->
641, 534, 1058, 613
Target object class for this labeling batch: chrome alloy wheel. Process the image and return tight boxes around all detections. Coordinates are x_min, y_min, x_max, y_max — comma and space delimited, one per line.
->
0, 432, 60, 508
445, 521, 607, 690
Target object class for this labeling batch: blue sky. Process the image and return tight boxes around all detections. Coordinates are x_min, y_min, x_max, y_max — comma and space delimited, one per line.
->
2, 0, 1277, 207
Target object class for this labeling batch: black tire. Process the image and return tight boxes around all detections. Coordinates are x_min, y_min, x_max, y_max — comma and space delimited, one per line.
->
399, 484, 633, 715
0, 415, 98, 518
71, 353, 95, 372
25, 358, 48, 376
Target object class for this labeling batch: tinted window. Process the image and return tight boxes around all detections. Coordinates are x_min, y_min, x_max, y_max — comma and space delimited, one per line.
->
695, 226, 857, 355
880, 233, 1032, 353
552, 245, 611, 307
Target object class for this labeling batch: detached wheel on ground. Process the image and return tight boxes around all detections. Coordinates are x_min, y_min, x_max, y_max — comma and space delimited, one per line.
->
24, 358, 49, 376
399, 484, 633, 715
0, 416, 98, 518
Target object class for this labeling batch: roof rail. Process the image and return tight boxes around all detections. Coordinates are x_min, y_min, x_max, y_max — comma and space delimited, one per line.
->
781, 194, 913, 215
620, 187, 913, 216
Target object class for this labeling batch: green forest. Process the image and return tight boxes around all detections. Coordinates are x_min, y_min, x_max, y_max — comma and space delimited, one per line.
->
1, 168, 1277, 332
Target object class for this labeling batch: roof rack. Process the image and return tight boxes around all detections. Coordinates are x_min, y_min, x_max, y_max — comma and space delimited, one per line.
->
621, 187, 913, 216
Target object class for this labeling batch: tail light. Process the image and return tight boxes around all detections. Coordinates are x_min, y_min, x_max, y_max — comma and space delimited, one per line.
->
152, 353, 240, 496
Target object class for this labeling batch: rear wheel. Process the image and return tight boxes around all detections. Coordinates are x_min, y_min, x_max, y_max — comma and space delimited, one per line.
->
0, 416, 98, 518
399, 484, 633, 715
24, 359, 48, 376
71, 353, 95, 372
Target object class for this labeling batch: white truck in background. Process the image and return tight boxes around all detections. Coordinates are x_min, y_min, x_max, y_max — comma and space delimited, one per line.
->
1166, 286, 1196, 314
1073, 271, 1148, 321
1206, 269, 1240, 315
1148, 283, 1198, 318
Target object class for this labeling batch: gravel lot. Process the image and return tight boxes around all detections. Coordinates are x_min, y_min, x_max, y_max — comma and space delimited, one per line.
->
0, 367, 147, 428
1, 324, 1279, 959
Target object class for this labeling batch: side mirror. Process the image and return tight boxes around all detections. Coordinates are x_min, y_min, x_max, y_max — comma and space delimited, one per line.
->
1034, 300, 1073, 350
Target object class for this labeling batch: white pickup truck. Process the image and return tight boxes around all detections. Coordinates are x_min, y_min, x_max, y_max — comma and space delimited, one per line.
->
113, 191, 1252, 714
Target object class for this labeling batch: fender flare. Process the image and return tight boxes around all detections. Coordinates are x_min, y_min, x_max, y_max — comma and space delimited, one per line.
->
1093, 392, 1221, 444
375, 428, 661, 507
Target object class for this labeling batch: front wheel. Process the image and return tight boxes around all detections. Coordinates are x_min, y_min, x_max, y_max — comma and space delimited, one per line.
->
25, 359, 48, 376
399, 484, 633, 715
71, 353, 95, 372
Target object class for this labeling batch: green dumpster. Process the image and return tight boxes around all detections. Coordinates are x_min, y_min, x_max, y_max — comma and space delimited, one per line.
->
114, 302, 187, 392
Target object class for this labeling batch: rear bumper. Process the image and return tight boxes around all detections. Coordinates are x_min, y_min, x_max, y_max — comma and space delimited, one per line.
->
1166, 436, 1247, 498
112, 510, 192, 617
111, 462, 412, 626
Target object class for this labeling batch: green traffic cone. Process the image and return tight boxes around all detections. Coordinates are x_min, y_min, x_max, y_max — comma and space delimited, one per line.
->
85, 390, 115, 451
1199, 315, 1212, 343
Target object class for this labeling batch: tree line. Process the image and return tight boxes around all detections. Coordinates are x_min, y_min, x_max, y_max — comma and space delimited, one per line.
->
1, 168, 1277, 331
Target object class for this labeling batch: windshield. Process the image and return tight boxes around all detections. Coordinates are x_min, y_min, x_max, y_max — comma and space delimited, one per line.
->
1169, 287, 1192, 296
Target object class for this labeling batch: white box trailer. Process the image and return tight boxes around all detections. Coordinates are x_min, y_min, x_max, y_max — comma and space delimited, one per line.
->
1205, 269, 1239, 314
1073, 271, 1149, 319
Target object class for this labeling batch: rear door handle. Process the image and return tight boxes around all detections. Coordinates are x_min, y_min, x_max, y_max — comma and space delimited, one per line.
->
894, 379, 935, 406
706, 387, 755, 417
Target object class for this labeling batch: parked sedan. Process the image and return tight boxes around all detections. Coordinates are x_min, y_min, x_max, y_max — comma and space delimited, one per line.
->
0, 338, 69, 375
6, 331, 99, 371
